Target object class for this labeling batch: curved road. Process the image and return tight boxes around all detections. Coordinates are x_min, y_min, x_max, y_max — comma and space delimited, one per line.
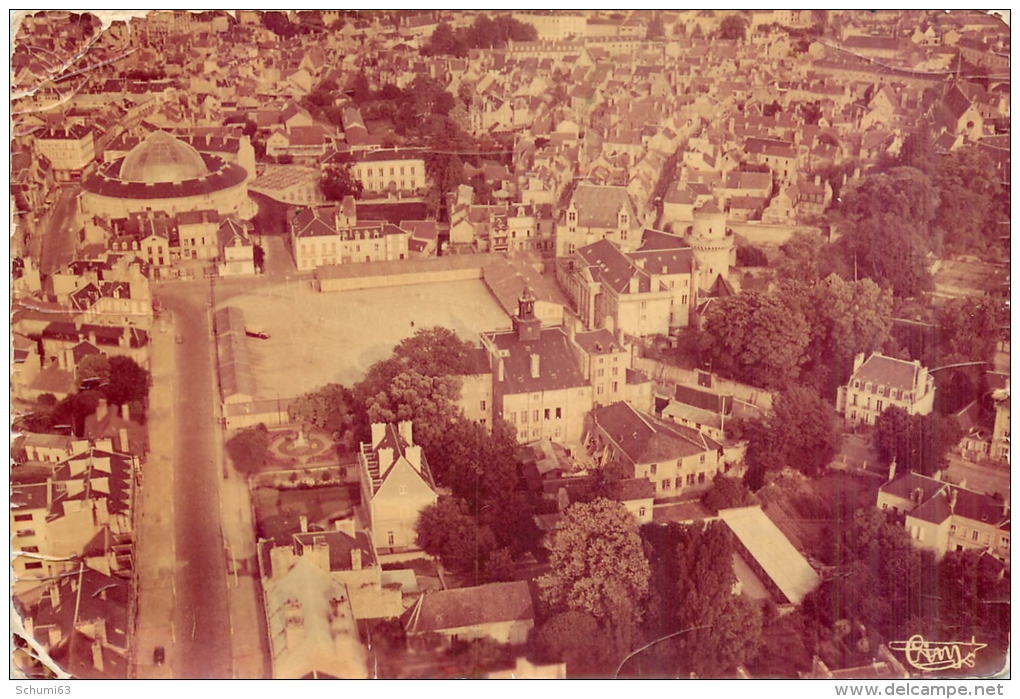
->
162, 281, 233, 678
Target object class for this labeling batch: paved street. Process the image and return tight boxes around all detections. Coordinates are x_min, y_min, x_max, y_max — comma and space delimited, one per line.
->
38, 184, 80, 274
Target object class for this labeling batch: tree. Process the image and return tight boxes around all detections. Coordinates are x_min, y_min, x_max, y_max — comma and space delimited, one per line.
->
52, 390, 102, 437
873, 407, 961, 477
364, 371, 462, 455
76, 353, 110, 385
935, 148, 1001, 255
812, 275, 894, 389
288, 383, 359, 450
531, 611, 613, 677
320, 162, 363, 202
105, 356, 150, 406
701, 474, 756, 513
416, 496, 497, 581
735, 244, 768, 267
538, 499, 650, 657
770, 386, 840, 476
391, 326, 478, 377
936, 296, 1008, 367
352, 70, 371, 104
838, 168, 937, 297
718, 14, 748, 41
699, 292, 811, 390
225, 424, 271, 474
671, 521, 763, 677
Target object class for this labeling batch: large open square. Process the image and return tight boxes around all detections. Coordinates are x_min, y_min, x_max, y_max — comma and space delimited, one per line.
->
216, 278, 511, 398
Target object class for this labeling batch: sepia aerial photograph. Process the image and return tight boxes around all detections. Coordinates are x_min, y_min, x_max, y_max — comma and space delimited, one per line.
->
9, 10, 1010, 684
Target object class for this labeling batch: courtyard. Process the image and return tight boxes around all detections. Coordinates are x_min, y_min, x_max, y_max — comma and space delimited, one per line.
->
216, 277, 511, 398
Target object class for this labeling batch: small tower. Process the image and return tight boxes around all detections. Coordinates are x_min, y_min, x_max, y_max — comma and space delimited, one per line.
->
689, 198, 733, 291
512, 285, 542, 341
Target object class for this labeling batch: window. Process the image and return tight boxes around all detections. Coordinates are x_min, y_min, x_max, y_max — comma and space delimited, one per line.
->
675, 477, 682, 489
555, 408, 562, 419
399, 485, 407, 495
520, 431, 528, 440
877, 400, 883, 412
650, 464, 657, 475
24, 562, 43, 570
387, 531, 395, 546
852, 394, 857, 406
509, 412, 516, 424
13, 514, 32, 522
1002, 537, 1009, 549
533, 410, 539, 423
698, 472, 705, 484
612, 367, 619, 376
700, 454, 706, 464
640, 301, 647, 310
597, 385, 604, 395
521, 411, 528, 424
972, 530, 979, 542
663, 479, 671, 490
544, 408, 551, 420
639, 507, 646, 518
612, 382, 618, 392
597, 368, 605, 378
686, 474, 695, 486
22, 546, 39, 553
480, 400, 486, 411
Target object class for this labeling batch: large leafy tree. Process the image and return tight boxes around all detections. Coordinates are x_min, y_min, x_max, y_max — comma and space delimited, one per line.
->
364, 371, 461, 455
538, 499, 650, 658
106, 356, 150, 406
415, 495, 497, 582
872, 406, 961, 477
320, 162, 364, 202
935, 148, 1002, 255
288, 383, 359, 450
392, 326, 478, 377
936, 296, 1008, 367
225, 423, 271, 474
838, 167, 937, 297
531, 611, 614, 678
76, 353, 110, 384
699, 291, 810, 390
672, 521, 763, 677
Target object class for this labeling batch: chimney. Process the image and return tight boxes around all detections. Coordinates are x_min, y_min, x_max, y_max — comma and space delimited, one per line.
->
370, 423, 386, 448
350, 547, 362, 571
852, 352, 866, 374
62, 347, 74, 371
1003, 496, 1010, 518
120, 327, 130, 348
333, 518, 356, 537
404, 445, 422, 470
530, 353, 540, 379
118, 427, 130, 453
814, 174, 821, 186
635, 258, 646, 269
97, 398, 109, 422
497, 357, 505, 383
887, 459, 897, 483
397, 420, 413, 446
299, 515, 308, 533
949, 489, 958, 513
122, 402, 130, 422
377, 447, 394, 469
88, 330, 98, 346
629, 275, 639, 293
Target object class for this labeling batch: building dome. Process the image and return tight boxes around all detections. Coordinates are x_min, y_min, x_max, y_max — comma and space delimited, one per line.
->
119, 130, 209, 184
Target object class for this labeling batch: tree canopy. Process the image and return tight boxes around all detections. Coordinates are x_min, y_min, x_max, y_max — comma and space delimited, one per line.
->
320, 162, 364, 202
837, 167, 937, 298
105, 356, 151, 406
364, 370, 462, 455
538, 499, 650, 657
226, 424, 272, 474
872, 406, 961, 477
287, 383, 359, 450
531, 611, 614, 677
416, 495, 498, 582
699, 291, 810, 390
717, 14, 748, 41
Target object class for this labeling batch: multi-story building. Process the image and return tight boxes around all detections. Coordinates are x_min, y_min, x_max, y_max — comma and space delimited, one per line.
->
35, 125, 95, 181
481, 290, 593, 446
357, 421, 438, 556
589, 401, 725, 500
877, 470, 1010, 565
290, 198, 410, 271
836, 352, 936, 427
991, 378, 1010, 462
555, 184, 640, 257
350, 149, 427, 196
567, 323, 652, 412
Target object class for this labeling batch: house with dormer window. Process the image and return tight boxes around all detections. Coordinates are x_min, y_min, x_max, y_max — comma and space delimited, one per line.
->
357, 421, 438, 556
836, 352, 936, 427
555, 184, 640, 257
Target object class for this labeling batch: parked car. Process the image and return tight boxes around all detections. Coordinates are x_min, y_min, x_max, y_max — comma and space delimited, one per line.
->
245, 329, 270, 340
153, 646, 165, 666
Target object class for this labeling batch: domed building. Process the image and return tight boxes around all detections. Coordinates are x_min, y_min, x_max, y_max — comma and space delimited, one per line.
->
81, 130, 251, 223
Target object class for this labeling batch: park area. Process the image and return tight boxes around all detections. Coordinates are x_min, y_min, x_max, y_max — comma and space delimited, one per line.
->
218, 278, 510, 398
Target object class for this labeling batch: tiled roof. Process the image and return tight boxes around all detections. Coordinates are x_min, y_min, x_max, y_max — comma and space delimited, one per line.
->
593, 401, 720, 465
402, 581, 534, 635
487, 327, 589, 394
576, 239, 652, 295
569, 184, 636, 229
851, 353, 924, 391
573, 328, 622, 355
